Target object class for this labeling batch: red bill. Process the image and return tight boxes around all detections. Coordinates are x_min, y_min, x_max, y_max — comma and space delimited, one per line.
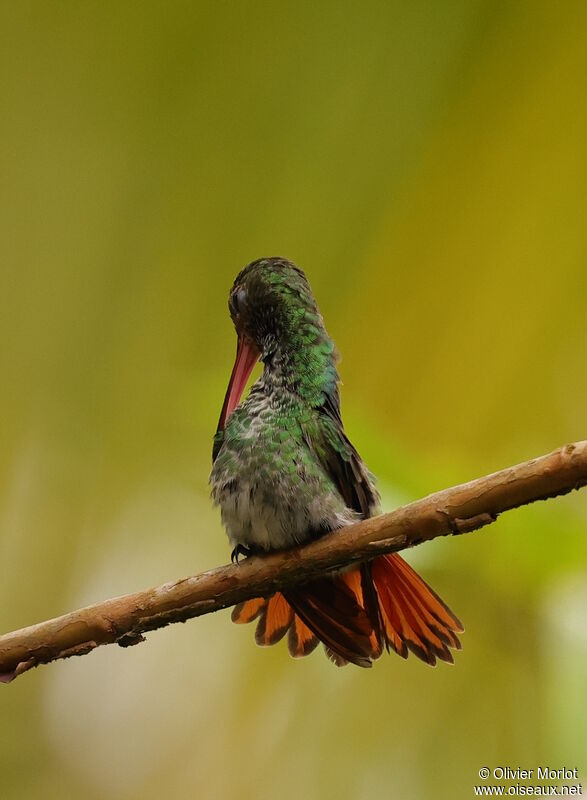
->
216, 335, 260, 432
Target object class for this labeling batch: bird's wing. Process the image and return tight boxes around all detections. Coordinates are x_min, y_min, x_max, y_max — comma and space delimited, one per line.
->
297, 397, 384, 660
303, 398, 380, 519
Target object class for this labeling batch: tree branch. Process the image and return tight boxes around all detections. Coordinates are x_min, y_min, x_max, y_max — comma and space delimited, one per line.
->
1, 441, 586, 683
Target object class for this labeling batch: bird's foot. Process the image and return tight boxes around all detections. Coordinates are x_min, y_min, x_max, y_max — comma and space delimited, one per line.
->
231, 544, 253, 565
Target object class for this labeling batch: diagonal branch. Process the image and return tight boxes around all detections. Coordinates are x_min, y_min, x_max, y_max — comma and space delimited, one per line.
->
1, 441, 586, 683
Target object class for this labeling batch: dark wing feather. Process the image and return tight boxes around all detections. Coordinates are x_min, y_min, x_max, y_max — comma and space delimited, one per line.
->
304, 389, 379, 519
300, 389, 384, 658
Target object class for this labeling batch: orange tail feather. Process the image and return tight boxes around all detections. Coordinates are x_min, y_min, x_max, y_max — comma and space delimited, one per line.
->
371, 553, 463, 666
232, 593, 320, 657
285, 571, 379, 668
230, 556, 462, 668
230, 567, 380, 667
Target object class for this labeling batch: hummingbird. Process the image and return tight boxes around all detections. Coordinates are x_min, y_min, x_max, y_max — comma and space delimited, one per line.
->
210, 257, 463, 667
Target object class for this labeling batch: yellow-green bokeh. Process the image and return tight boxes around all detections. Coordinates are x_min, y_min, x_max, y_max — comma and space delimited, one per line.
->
1, 3, 585, 799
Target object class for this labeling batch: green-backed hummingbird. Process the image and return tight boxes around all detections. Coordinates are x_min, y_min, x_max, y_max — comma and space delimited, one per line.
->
210, 258, 462, 667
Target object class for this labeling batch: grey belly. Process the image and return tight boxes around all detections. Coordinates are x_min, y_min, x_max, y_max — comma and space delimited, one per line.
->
217, 481, 356, 552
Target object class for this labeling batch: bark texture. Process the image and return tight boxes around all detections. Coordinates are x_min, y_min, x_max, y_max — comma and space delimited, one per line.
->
1, 441, 586, 683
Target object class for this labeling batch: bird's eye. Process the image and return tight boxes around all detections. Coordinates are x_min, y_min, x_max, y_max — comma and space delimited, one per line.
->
230, 286, 247, 316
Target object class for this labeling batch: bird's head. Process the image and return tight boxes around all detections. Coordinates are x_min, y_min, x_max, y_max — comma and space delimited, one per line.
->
215, 257, 333, 434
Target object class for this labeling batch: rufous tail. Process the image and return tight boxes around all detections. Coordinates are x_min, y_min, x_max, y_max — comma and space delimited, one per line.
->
371, 553, 463, 665
231, 553, 463, 667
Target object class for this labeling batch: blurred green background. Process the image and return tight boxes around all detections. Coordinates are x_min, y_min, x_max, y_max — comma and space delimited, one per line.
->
1, 2, 586, 799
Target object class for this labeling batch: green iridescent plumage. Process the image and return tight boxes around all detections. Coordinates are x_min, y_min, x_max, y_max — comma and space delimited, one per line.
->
210, 257, 379, 554
210, 257, 463, 669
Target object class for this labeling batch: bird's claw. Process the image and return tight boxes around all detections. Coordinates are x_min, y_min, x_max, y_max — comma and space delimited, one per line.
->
231, 544, 252, 565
